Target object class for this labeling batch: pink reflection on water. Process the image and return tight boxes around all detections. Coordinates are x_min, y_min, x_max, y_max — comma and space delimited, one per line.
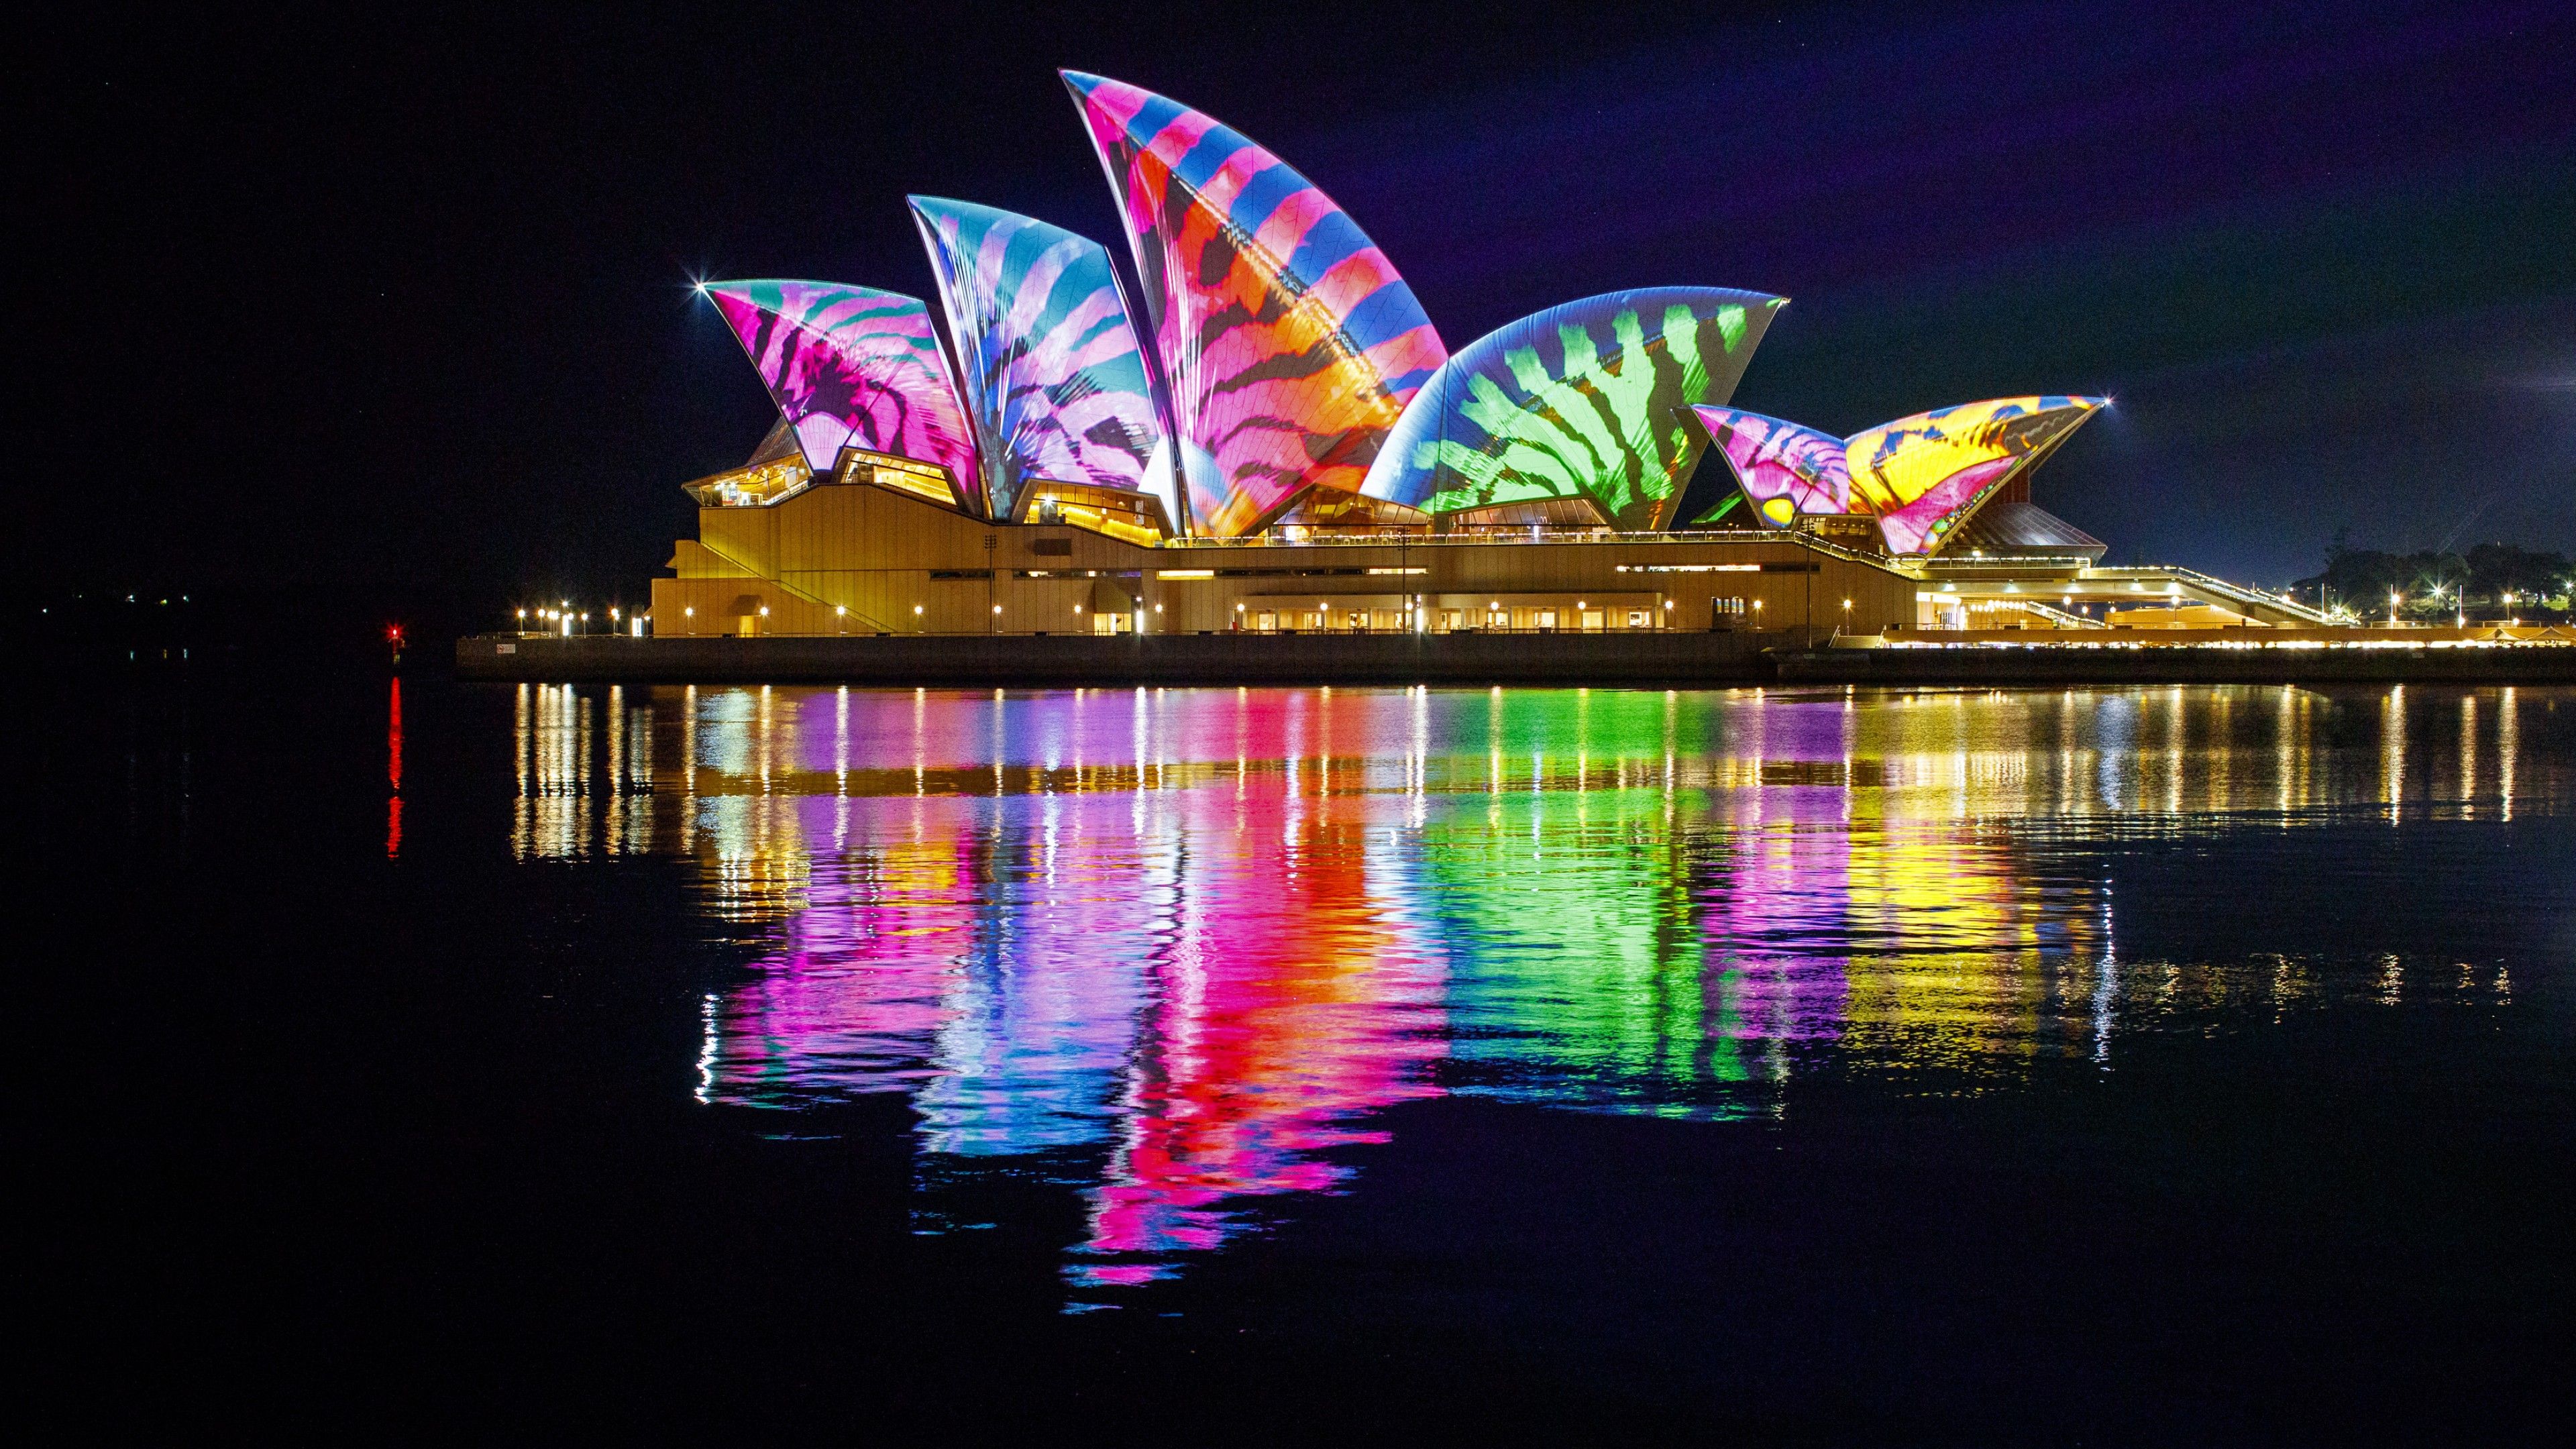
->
1074, 783, 1447, 1277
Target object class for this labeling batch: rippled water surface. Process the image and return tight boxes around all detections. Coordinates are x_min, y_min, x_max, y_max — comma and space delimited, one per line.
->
496, 684, 2576, 1290
53, 677, 2576, 1438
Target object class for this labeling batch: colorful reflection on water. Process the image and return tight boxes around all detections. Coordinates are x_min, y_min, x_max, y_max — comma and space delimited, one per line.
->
501, 683, 2569, 1289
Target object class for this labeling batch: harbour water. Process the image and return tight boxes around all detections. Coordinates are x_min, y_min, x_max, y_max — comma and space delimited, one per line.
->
47, 674, 2576, 1438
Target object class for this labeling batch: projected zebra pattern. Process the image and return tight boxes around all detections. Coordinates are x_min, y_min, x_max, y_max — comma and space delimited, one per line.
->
908, 197, 1167, 523
1690, 407, 1853, 526
1063, 70, 1447, 537
1361, 288, 1782, 533
704, 280, 984, 515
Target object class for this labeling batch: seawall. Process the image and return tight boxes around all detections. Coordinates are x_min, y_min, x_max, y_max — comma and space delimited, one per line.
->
1772, 644, 2576, 686
455, 633, 2576, 688
454, 631, 1786, 686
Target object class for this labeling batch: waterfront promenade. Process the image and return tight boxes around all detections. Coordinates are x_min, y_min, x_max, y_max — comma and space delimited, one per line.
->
455, 629, 2576, 687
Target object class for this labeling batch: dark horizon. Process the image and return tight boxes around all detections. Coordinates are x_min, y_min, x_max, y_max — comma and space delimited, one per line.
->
28, 0, 2574, 614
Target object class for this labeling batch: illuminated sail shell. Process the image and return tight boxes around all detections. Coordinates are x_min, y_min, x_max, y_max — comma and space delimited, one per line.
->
703, 280, 985, 515
907, 197, 1168, 524
1689, 406, 1851, 526
1063, 70, 1448, 537
1843, 396, 2105, 555
1360, 288, 1782, 533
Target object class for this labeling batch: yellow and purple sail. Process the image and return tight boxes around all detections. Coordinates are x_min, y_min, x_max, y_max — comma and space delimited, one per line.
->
1360, 288, 1783, 533
907, 197, 1169, 524
1844, 396, 2105, 555
1690, 407, 1851, 526
1687, 396, 2103, 555
1062, 70, 1448, 537
702, 279, 985, 515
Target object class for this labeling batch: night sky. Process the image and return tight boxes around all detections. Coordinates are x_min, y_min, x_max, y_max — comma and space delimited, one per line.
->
31, 0, 2574, 619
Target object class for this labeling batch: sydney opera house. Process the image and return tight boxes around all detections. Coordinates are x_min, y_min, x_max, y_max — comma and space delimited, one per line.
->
645, 72, 2308, 643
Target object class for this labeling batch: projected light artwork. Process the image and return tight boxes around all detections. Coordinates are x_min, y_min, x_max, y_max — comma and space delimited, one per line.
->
1061, 70, 1448, 537
1843, 395, 2106, 555
1362, 290, 1782, 532
690, 74, 2108, 558
908, 197, 1169, 523
1689, 406, 1853, 526
703, 280, 985, 513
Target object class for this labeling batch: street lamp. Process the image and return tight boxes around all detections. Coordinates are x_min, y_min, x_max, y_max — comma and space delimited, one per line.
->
2390, 591, 2402, 626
